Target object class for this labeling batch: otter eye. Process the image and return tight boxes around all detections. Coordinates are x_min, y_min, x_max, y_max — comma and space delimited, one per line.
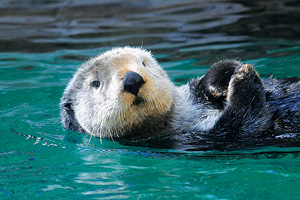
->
142, 61, 146, 67
91, 80, 100, 88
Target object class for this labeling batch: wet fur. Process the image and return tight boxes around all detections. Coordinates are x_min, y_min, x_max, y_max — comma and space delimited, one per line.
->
60, 47, 300, 149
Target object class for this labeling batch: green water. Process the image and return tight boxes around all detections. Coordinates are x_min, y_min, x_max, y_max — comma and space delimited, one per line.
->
1, 1, 300, 199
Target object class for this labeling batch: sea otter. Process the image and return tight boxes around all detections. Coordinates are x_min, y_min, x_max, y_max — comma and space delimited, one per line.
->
60, 47, 300, 150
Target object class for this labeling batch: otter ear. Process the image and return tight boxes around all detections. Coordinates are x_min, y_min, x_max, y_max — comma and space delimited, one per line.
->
60, 89, 85, 133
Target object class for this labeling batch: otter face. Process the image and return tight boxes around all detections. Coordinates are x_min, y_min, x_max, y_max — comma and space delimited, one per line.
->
64, 47, 174, 139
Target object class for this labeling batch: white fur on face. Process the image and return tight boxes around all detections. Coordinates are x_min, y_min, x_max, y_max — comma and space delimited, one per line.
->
73, 47, 174, 139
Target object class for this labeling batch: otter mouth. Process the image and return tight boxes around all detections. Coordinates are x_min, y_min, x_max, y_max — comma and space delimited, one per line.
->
132, 96, 145, 105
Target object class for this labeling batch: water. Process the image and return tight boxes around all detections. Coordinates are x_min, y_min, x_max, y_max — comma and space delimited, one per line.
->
1, 0, 300, 199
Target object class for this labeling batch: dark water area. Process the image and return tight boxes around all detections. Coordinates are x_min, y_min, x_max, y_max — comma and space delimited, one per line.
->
1, 0, 300, 199
1, 1, 300, 60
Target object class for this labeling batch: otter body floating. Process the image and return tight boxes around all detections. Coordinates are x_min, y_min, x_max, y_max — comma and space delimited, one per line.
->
60, 47, 300, 150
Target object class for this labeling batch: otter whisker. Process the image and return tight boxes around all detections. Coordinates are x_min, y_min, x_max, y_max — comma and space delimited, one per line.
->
107, 103, 118, 142
158, 95, 172, 111
98, 112, 109, 144
153, 96, 165, 111
88, 134, 93, 144
148, 95, 159, 109
89, 124, 97, 144
141, 38, 144, 48
99, 132, 103, 144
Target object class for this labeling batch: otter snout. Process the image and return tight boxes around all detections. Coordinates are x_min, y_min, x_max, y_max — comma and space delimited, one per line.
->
123, 71, 145, 96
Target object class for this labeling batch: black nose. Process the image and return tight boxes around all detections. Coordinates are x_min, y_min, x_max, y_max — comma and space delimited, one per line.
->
123, 71, 145, 96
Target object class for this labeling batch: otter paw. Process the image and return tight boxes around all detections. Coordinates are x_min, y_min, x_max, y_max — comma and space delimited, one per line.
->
227, 64, 264, 105
205, 60, 241, 98
234, 64, 254, 79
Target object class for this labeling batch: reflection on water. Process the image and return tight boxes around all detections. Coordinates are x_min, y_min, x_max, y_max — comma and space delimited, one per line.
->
1, 0, 300, 199
1, 0, 300, 62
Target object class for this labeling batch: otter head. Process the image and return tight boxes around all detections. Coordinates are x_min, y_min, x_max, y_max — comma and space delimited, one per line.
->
60, 47, 174, 140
